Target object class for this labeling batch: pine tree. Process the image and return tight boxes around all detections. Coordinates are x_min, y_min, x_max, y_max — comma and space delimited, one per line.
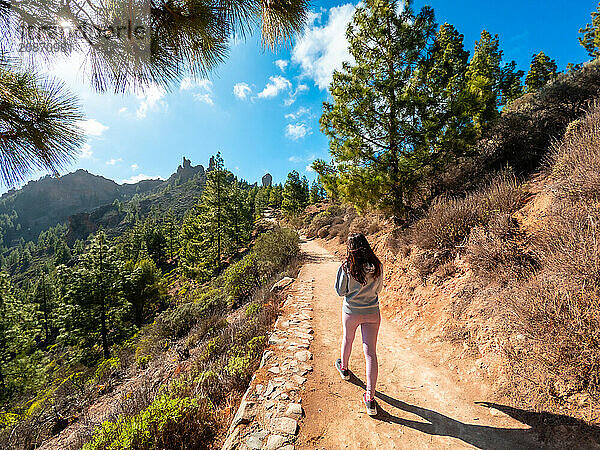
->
123, 259, 166, 327
180, 153, 242, 278
230, 180, 253, 248
163, 209, 179, 262
254, 187, 271, 218
465, 30, 503, 133
498, 60, 525, 105
525, 51, 558, 93
58, 231, 129, 360
417, 22, 475, 174
580, 3, 600, 59
32, 273, 55, 345
0, 273, 37, 399
282, 171, 310, 214
317, 0, 437, 216
309, 180, 326, 203
268, 185, 283, 208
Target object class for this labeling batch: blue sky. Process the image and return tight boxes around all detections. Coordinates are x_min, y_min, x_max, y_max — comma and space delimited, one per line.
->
18, 0, 598, 191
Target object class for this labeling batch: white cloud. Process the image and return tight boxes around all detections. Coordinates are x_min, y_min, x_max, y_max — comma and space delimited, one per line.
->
291, 3, 356, 90
288, 155, 302, 163
306, 164, 315, 172
118, 107, 127, 115
131, 164, 139, 171
258, 76, 292, 98
285, 123, 310, 140
106, 158, 123, 166
136, 85, 166, 119
180, 77, 214, 105
285, 84, 309, 106
180, 77, 212, 91
78, 143, 93, 158
274, 59, 289, 71
77, 118, 108, 136
193, 92, 214, 105
233, 82, 252, 100
285, 106, 311, 120
120, 174, 164, 184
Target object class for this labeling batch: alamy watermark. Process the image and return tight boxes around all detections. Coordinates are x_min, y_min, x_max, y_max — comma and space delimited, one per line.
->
11, 0, 151, 59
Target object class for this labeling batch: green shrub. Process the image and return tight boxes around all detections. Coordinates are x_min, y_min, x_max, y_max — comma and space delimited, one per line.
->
153, 303, 204, 339
82, 394, 205, 450
245, 302, 262, 317
0, 412, 19, 431
153, 293, 224, 341
226, 355, 251, 378
226, 335, 266, 379
253, 228, 299, 278
223, 254, 260, 305
91, 357, 121, 384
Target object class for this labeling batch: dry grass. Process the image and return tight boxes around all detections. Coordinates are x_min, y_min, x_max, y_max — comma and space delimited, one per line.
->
411, 173, 524, 251
501, 104, 600, 415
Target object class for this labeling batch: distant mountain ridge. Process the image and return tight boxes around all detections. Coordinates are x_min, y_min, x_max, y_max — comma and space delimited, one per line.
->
0, 157, 205, 244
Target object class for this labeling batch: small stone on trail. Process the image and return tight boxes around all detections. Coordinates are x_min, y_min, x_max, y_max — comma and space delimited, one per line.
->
270, 417, 298, 435
265, 434, 287, 450
294, 350, 312, 362
292, 374, 307, 385
286, 403, 303, 418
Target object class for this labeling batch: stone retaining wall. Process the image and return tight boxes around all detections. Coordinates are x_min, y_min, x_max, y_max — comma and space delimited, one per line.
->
222, 277, 315, 450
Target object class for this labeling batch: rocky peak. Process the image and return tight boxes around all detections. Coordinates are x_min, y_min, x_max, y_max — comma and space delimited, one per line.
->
262, 173, 273, 187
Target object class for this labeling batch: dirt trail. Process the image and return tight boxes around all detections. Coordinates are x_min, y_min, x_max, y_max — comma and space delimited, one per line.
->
295, 238, 541, 450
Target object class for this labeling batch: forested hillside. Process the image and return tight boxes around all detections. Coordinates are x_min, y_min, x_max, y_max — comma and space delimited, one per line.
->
0, 149, 326, 448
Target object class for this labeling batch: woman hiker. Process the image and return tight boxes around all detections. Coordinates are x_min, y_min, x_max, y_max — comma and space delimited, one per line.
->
334, 232, 383, 416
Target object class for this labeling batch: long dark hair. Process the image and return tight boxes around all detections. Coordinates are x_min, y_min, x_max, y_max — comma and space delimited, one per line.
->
344, 233, 382, 285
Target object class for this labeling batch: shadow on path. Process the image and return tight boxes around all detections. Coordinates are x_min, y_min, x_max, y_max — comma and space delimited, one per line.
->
348, 374, 600, 450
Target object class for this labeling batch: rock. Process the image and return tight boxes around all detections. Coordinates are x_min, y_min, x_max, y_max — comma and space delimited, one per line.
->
286, 403, 303, 418
268, 366, 281, 374
264, 381, 276, 398
253, 430, 269, 440
291, 374, 307, 385
294, 350, 313, 362
264, 400, 276, 409
488, 407, 510, 418
284, 381, 298, 391
268, 336, 287, 346
262, 173, 273, 187
317, 226, 330, 238
260, 350, 274, 367
270, 417, 298, 435
265, 434, 287, 450
271, 277, 294, 292
280, 446, 294, 450
231, 400, 256, 427
246, 434, 263, 449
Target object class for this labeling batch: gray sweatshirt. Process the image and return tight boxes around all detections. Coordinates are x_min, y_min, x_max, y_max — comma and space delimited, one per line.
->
335, 263, 383, 315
